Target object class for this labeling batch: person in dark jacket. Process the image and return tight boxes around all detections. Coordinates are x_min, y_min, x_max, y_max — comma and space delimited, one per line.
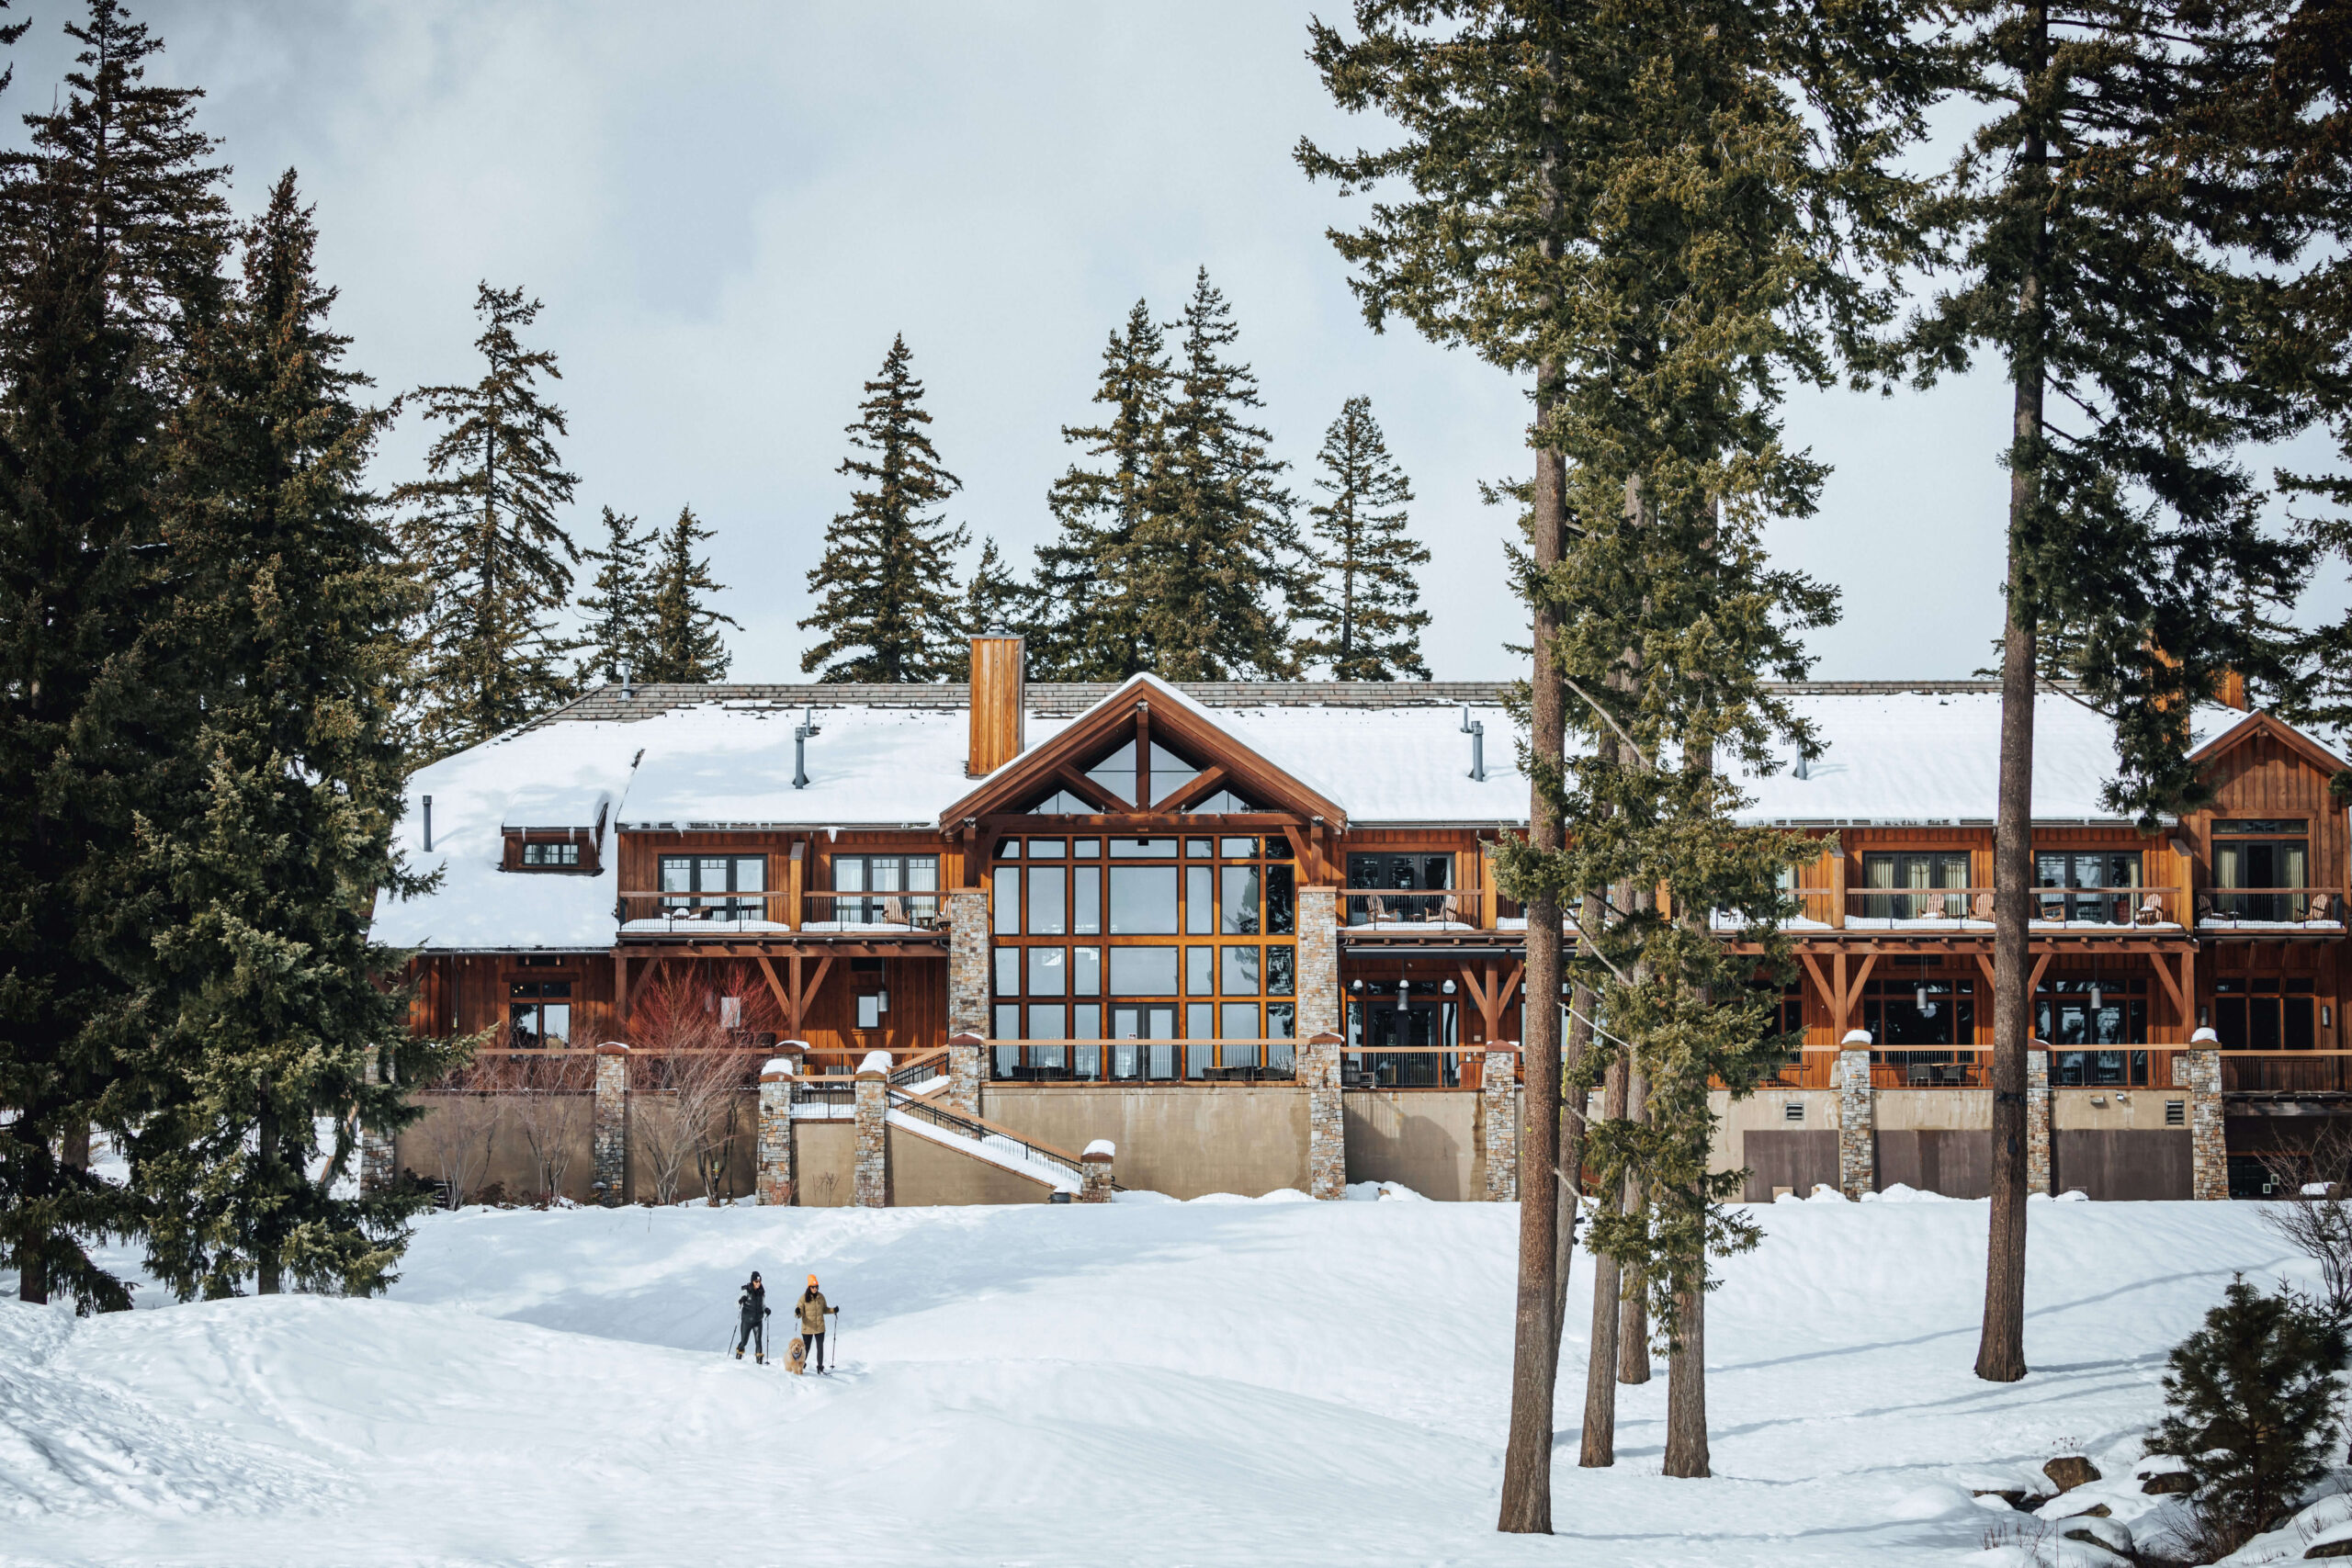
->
734, 1271, 770, 1363
797, 1275, 838, 1372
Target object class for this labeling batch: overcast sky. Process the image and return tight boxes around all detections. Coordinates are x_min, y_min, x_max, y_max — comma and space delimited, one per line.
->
9, 1, 2342, 682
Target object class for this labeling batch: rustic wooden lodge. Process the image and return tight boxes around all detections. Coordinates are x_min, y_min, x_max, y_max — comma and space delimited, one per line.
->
373, 637, 2352, 1205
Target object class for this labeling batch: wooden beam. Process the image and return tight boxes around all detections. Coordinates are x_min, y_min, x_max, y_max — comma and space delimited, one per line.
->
1459, 961, 1495, 1038
1832, 949, 1849, 1032
976, 811, 1308, 833
754, 954, 794, 1029
615, 952, 631, 1022
786, 954, 803, 1036
1847, 953, 1879, 1026
1135, 703, 1152, 810
1159, 763, 1231, 814
2148, 949, 2187, 1021
786, 841, 805, 931
1051, 762, 1131, 814
1975, 953, 1997, 994
2028, 951, 2053, 998
1494, 960, 1523, 1024
1799, 951, 1835, 1029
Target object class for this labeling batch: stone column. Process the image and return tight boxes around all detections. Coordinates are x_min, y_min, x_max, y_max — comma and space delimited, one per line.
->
854, 1049, 890, 1208
1080, 1139, 1116, 1203
1303, 1032, 1346, 1201
359, 1044, 396, 1196
1482, 1046, 1519, 1201
2026, 1046, 2052, 1196
2187, 1030, 2227, 1201
757, 1057, 797, 1206
945, 888, 990, 1038
1295, 886, 1341, 1041
1837, 1032, 1873, 1200
593, 1043, 630, 1207
945, 1031, 985, 1120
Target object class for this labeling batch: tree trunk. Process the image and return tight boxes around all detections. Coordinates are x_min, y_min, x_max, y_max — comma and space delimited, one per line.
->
1978, 6, 2047, 1388
1498, 417, 1569, 1536
17, 1235, 44, 1304
256, 1107, 282, 1296
1578, 1053, 1630, 1467
1618, 1065, 1651, 1384
1551, 921, 1600, 1355
1661, 1276, 1709, 1477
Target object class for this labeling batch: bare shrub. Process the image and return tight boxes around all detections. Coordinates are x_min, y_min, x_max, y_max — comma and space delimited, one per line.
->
410, 1055, 513, 1209
506, 1052, 594, 1203
2260, 1121, 2352, 1327
626, 964, 775, 1204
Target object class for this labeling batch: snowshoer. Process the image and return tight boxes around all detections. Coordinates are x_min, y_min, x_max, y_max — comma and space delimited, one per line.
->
734, 1271, 770, 1363
797, 1275, 838, 1372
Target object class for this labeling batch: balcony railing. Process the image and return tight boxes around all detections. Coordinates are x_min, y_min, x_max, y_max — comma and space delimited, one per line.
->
615, 890, 944, 934
2222, 1053, 2352, 1093
2198, 889, 2345, 927
1344, 890, 1482, 929
1786, 886, 2188, 930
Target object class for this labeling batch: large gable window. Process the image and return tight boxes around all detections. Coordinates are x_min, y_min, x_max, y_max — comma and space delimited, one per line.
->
990, 834, 1296, 1082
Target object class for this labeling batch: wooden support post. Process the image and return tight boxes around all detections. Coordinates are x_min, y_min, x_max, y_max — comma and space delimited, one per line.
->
786, 841, 805, 931
1828, 842, 1848, 930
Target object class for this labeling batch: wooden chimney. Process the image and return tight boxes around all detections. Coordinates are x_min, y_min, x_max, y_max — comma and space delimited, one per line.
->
967, 634, 1026, 777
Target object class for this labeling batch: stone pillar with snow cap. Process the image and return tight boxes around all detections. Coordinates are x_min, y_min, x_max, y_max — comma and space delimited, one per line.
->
945, 1031, 985, 1120
1482, 1046, 1518, 1201
854, 1049, 891, 1209
2026, 1045, 2052, 1195
593, 1043, 630, 1207
1079, 1139, 1115, 1203
1837, 1031, 1873, 1199
359, 1044, 395, 1196
757, 1057, 797, 1206
2186, 1027, 2226, 1201
1303, 1032, 1346, 1200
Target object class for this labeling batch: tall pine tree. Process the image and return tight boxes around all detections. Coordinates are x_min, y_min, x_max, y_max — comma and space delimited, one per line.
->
799, 334, 968, 682
394, 283, 581, 758
0, 0, 228, 1308
1296, 395, 1429, 680
639, 504, 735, 682
1305, 0, 1941, 1520
575, 505, 650, 686
1911, 0, 2314, 1385
1030, 300, 1169, 679
130, 171, 457, 1299
1131, 269, 1304, 680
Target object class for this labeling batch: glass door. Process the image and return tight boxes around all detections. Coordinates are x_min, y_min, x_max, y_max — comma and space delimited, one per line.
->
1111, 1004, 1177, 1080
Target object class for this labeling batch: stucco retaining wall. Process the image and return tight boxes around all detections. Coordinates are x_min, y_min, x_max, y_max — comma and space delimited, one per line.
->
980, 1085, 1307, 1199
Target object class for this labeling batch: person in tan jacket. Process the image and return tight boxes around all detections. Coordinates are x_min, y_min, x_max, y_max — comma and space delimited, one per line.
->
797, 1275, 838, 1372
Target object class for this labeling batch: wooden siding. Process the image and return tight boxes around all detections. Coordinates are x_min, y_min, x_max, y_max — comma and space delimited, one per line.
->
967, 635, 1026, 778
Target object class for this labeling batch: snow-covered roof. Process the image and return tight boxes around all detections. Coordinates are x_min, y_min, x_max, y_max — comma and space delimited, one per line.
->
378, 720, 642, 952
1723, 692, 2261, 825
375, 681, 2321, 951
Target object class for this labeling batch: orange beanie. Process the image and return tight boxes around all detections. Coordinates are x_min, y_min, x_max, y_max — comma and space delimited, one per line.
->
808, 1274, 819, 1288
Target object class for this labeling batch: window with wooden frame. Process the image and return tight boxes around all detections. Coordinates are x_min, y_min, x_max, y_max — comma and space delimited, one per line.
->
826, 852, 940, 928
1344, 851, 1464, 927
988, 833, 1297, 1081
1856, 852, 1971, 921
2210, 819, 2312, 920
657, 853, 769, 922
2213, 975, 2316, 1052
503, 829, 599, 874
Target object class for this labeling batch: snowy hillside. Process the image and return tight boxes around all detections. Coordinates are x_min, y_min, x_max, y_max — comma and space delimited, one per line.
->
0, 1196, 2311, 1566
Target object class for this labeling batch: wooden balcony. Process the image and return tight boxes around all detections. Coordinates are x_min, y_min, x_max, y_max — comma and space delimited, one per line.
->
614, 890, 946, 951
2195, 889, 2348, 936
1785, 886, 2190, 932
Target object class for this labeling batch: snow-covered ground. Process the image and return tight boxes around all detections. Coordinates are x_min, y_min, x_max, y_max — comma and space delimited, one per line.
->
0, 1194, 2312, 1566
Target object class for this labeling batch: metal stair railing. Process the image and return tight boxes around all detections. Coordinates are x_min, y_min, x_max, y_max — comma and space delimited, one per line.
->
888, 1048, 951, 1093
885, 1088, 1086, 1185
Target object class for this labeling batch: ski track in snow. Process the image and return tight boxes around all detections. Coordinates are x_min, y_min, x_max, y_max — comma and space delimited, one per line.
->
0, 1199, 2311, 1566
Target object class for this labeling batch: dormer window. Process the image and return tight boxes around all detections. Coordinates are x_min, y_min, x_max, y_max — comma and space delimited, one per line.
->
504, 829, 600, 874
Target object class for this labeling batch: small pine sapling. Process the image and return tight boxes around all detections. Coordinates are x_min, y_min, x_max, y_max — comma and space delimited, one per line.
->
2150, 1275, 2347, 1554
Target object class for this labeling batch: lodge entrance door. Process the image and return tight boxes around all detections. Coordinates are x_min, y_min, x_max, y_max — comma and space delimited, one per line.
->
1357, 1000, 1458, 1087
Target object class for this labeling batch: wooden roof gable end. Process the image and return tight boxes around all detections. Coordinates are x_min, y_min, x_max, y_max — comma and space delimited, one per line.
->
2188, 709, 2350, 784
934, 675, 1349, 832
